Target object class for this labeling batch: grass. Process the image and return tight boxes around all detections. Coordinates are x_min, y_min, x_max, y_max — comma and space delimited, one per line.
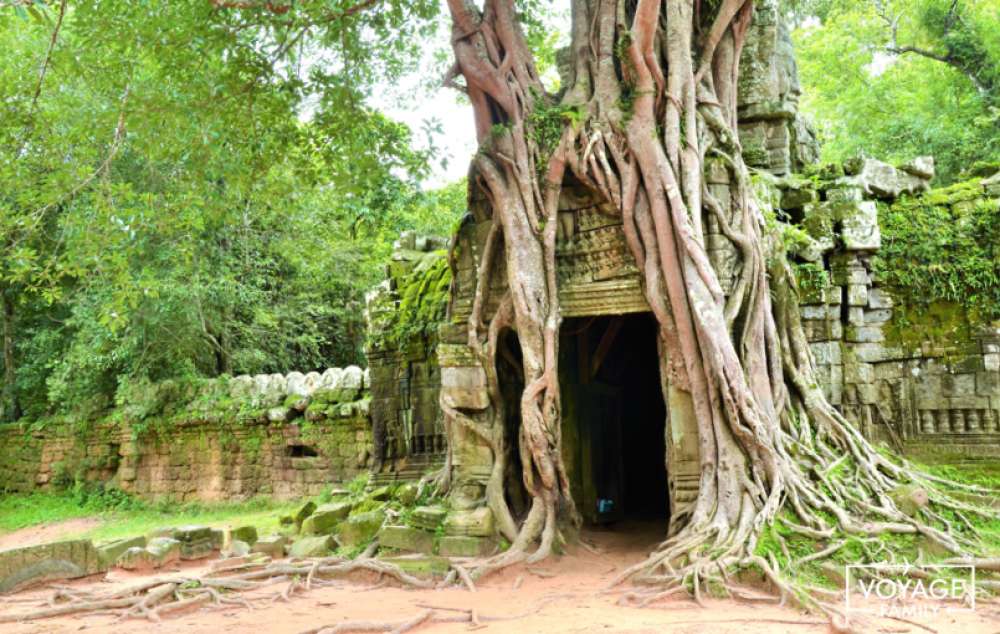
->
0, 488, 300, 544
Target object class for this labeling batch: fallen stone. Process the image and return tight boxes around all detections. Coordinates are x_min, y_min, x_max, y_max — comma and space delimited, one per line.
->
377, 555, 450, 577
395, 483, 419, 506
209, 529, 225, 549
118, 538, 181, 571
378, 526, 435, 554
251, 535, 288, 558
444, 507, 494, 538
302, 501, 353, 536
410, 506, 447, 531
842, 158, 929, 198
180, 540, 214, 560
293, 501, 317, 531
890, 484, 929, 517
367, 486, 392, 502
338, 510, 386, 548
288, 535, 334, 558
173, 525, 213, 543
97, 536, 146, 567
438, 536, 495, 558
229, 526, 259, 546
224, 540, 251, 558
899, 155, 935, 180
0, 540, 107, 594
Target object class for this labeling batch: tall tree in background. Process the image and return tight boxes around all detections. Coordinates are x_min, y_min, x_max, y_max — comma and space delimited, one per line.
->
795, 0, 999, 182
444, 0, 995, 614
0, 0, 450, 421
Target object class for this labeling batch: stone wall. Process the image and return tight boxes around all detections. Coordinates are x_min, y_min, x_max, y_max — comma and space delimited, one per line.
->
0, 367, 373, 501
772, 162, 1000, 464
365, 231, 449, 484
738, 0, 819, 175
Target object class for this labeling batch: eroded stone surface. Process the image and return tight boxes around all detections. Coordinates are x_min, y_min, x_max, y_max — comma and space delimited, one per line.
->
0, 540, 107, 594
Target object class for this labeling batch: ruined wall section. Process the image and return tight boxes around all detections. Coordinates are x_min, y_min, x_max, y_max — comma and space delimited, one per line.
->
0, 367, 372, 500
365, 232, 450, 485
738, 0, 819, 175
771, 160, 1000, 464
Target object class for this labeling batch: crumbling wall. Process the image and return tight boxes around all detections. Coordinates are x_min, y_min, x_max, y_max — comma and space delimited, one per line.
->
365, 231, 450, 485
768, 160, 1000, 464
0, 367, 373, 501
738, 0, 819, 175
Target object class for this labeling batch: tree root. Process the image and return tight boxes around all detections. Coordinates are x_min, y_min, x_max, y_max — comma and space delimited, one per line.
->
0, 554, 440, 624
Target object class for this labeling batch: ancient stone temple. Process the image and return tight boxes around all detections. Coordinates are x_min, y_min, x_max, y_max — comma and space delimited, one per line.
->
1, 1, 998, 559
363, 3, 1000, 546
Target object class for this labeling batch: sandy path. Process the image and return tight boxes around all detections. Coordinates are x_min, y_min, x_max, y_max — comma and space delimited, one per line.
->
0, 518, 102, 551
1, 522, 997, 633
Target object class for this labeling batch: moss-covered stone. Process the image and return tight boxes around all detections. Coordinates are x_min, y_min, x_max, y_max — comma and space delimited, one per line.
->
438, 536, 495, 558
288, 535, 334, 558
301, 501, 353, 536
377, 555, 450, 577
338, 510, 386, 548
377, 526, 435, 554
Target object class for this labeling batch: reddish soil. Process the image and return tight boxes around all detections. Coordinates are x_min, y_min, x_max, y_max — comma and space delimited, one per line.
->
0, 518, 102, 552
1, 521, 997, 633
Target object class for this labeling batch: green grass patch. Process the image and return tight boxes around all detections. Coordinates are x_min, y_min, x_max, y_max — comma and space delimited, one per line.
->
0, 489, 299, 543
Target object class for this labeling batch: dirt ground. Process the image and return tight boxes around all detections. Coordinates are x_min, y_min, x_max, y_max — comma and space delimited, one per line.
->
1, 521, 997, 634
0, 518, 102, 552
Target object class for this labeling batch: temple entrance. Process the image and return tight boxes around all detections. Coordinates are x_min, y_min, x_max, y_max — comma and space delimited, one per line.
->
559, 313, 669, 526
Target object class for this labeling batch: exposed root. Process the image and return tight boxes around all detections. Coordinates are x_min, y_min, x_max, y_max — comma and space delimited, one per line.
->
0, 555, 436, 624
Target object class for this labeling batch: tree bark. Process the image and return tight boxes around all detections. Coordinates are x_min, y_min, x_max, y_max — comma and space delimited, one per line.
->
1, 289, 19, 422
443, 0, 996, 614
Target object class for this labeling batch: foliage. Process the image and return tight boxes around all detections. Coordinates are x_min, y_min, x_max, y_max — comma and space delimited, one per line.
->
794, 0, 1000, 184
0, 488, 298, 542
370, 251, 452, 351
0, 1, 464, 423
872, 180, 1000, 338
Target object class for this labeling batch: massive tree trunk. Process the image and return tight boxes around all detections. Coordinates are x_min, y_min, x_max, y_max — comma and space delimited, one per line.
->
1, 289, 18, 423
444, 0, 995, 615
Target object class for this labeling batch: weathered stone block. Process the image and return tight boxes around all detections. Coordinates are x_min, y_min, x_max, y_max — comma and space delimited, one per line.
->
293, 501, 317, 530
444, 507, 494, 538
977, 371, 1000, 395
224, 540, 251, 558
118, 538, 181, 571
410, 505, 448, 531
173, 525, 213, 543
288, 535, 334, 558
438, 536, 495, 558
838, 201, 881, 251
302, 502, 353, 536
395, 483, 419, 506
97, 536, 146, 567
251, 535, 288, 558
338, 510, 386, 548
0, 540, 107, 594
846, 326, 884, 343
378, 526, 435, 554
377, 555, 450, 577
781, 184, 817, 209
227, 526, 258, 546
867, 288, 894, 309
810, 342, 842, 366
844, 362, 874, 384
825, 186, 863, 203
864, 308, 893, 324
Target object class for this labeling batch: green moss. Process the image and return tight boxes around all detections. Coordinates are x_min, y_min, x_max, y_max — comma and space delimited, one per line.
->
369, 251, 451, 351
873, 178, 1000, 335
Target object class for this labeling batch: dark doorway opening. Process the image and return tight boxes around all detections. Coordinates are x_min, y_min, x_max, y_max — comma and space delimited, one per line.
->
496, 328, 530, 521
559, 312, 669, 525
